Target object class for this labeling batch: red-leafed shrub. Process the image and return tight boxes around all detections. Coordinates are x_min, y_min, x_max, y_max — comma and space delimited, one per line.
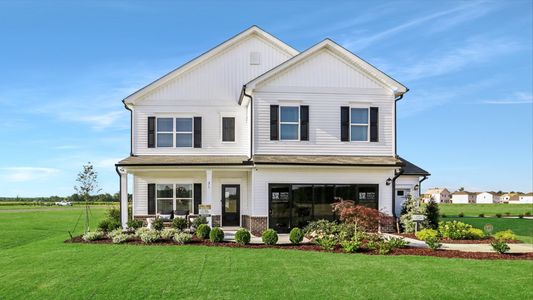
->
331, 200, 393, 232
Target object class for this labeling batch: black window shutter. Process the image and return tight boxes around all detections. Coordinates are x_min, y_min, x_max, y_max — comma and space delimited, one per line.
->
148, 117, 155, 148
147, 183, 155, 215
300, 105, 309, 141
193, 183, 202, 214
370, 107, 379, 142
222, 117, 235, 142
340, 106, 349, 141
194, 117, 202, 148
270, 105, 279, 140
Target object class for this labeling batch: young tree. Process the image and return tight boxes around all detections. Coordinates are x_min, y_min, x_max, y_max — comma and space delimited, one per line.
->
74, 162, 101, 234
424, 199, 440, 229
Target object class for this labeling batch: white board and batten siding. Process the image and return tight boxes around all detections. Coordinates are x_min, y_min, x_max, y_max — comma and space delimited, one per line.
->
132, 33, 294, 156
251, 167, 395, 216
252, 48, 395, 156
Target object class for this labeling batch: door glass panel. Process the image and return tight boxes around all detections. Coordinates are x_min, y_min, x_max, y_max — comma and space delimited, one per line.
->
270, 184, 290, 232
224, 187, 238, 213
292, 185, 313, 229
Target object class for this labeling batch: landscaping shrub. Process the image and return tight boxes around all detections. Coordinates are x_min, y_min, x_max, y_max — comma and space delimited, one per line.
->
467, 228, 485, 240
192, 215, 208, 229
139, 229, 160, 243
438, 221, 472, 240
526, 212, 531, 216
97, 219, 111, 232
82, 230, 105, 241
135, 227, 151, 237
365, 233, 384, 250
441, 213, 447, 218
172, 217, 187, 230
262, 229, 278, 245
340, 238, 361, 253
491, 240, 510, 254
416, 229, 439, 241
174, 232, 192, 245
387, 237, 408, 249
458, 212, 464, 218
127, 219, 143, 230
209, 227, 225, 243
196, 224, 211, 239
424, 199, 440, 229
235, 228, 251, 245
518, 214, 524, 219
304, 219, 339, 240
289, 227, 304, 245
161, 228, 179, 240
495, 213, 502, 218
107, 228, 123, 239
106, 206, 120, 222
425, 236, 441, 250
398, 196, 425, 233
478, 213, 485, 218
332, 200, 392, 232
375, 240, 394, 255
152, 218, 164, 231
112, 233, 131, 244
316, 236, 337, 250
494, 230, 517, 241
505, 212, 511, 216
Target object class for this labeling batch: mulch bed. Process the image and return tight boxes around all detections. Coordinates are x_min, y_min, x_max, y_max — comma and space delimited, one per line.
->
398, 233, 522, 244
66, 236, 533, 260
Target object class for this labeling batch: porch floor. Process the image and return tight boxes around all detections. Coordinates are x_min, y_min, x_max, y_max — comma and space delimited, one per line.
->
220, 227, 310, 245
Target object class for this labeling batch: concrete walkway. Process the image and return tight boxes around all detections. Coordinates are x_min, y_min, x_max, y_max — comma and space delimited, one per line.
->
385, 233, 533, 253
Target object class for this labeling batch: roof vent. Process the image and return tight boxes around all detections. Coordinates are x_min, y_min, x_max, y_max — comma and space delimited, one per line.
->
250, 52, 261, 65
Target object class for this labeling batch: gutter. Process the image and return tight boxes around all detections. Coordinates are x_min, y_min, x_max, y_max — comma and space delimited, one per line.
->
122, 100, 134, 156
418, 175, 428, 196
391, 168, 404, 218
394, 91, 406, 157
241, 85, 254, 161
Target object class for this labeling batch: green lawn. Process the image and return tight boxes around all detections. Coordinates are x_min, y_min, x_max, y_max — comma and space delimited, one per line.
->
0, 206, 532, 299
439, 203, 533, 217
443, 217, 533, 244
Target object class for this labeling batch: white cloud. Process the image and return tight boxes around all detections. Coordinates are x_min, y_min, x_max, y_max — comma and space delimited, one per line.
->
0, 167, 60, 182
482, 92, 533, 104
342, 1, 494, 50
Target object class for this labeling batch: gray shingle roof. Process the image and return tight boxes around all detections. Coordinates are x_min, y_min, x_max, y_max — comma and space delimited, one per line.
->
398, 157, 430, 176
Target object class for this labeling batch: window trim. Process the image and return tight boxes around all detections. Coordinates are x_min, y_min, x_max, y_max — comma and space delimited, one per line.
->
221, 116, 236, 143
279, 105, 300, 141
155, 117, 194, 148
155, 183, 194, 214
350, 107, 370, 142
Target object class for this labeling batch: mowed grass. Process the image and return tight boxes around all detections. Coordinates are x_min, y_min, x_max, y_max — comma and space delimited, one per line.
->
0, 206, 532, 299
443, 217, 533, 244
439, 203, 533, 217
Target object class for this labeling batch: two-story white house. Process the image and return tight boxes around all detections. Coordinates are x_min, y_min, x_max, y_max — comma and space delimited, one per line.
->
476, 192, 500, 204
423, 188, 451, 203
115, 26, 429, 234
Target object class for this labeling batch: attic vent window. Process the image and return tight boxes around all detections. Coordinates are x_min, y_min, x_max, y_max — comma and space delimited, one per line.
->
250, 52, 261, 65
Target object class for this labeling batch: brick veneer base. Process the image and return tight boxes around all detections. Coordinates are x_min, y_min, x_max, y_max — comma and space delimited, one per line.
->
241, 215, 267, 236
211, 215, 221, 227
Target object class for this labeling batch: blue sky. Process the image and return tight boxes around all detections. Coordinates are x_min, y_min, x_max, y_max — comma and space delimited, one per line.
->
0, 0, 531, 197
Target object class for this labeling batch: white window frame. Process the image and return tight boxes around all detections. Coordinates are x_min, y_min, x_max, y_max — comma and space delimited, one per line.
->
156, 118, 174, 148
350, 107, 370, 142
220, 115, 236, 143
279, 105, 300, 141
155, 183, 194, 214
155, 117, 194, 148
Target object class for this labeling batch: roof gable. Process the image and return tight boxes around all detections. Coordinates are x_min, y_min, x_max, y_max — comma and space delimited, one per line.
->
124, 26, 298, 105
243, 39, 407, 100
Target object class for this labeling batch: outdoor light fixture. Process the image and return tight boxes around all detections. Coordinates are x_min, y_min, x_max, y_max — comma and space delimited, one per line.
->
414, 184, 419, 191
386, 178, 392, 185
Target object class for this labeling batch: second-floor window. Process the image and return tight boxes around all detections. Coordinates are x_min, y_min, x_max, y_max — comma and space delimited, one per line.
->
156, 117, 193, 147
350, 108, 369, 142
222, 117, 235, 142
280, 106, 299, 140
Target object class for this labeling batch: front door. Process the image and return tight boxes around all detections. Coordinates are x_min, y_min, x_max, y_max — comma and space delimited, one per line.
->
222, 185, 240, 226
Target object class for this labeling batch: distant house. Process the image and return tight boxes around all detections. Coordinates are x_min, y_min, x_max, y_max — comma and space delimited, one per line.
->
451, 191, 476, 204
476, 192, 500, 204
423, 188, 451, 203
500, 193, 520, 203
513, 193, 533, 204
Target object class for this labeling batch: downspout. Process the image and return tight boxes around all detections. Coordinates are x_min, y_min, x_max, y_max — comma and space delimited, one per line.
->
391, 168, 404, 218
242, 85, 254, 161
418, 175, 428, 197
394, 93, 405, 157
122, 100, 134, 157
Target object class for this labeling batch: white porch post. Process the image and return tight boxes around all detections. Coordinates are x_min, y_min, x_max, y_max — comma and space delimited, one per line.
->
118, 167, 129, 229
206, 169, 213, 227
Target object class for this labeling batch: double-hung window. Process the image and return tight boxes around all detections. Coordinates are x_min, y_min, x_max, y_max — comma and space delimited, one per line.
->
155, 183, 193, 214
350, 108, 369, 142
156, 117, 193, 147
175, 118, 193, 147
280, 106, 299, 140
222, 117, 235, 142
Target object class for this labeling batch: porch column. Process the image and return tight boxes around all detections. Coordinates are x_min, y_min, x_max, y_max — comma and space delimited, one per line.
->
118, 167, 128, 229
206, 169, 213, 204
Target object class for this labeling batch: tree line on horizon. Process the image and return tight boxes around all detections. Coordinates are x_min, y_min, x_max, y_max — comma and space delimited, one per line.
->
0, 193, 132, 202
